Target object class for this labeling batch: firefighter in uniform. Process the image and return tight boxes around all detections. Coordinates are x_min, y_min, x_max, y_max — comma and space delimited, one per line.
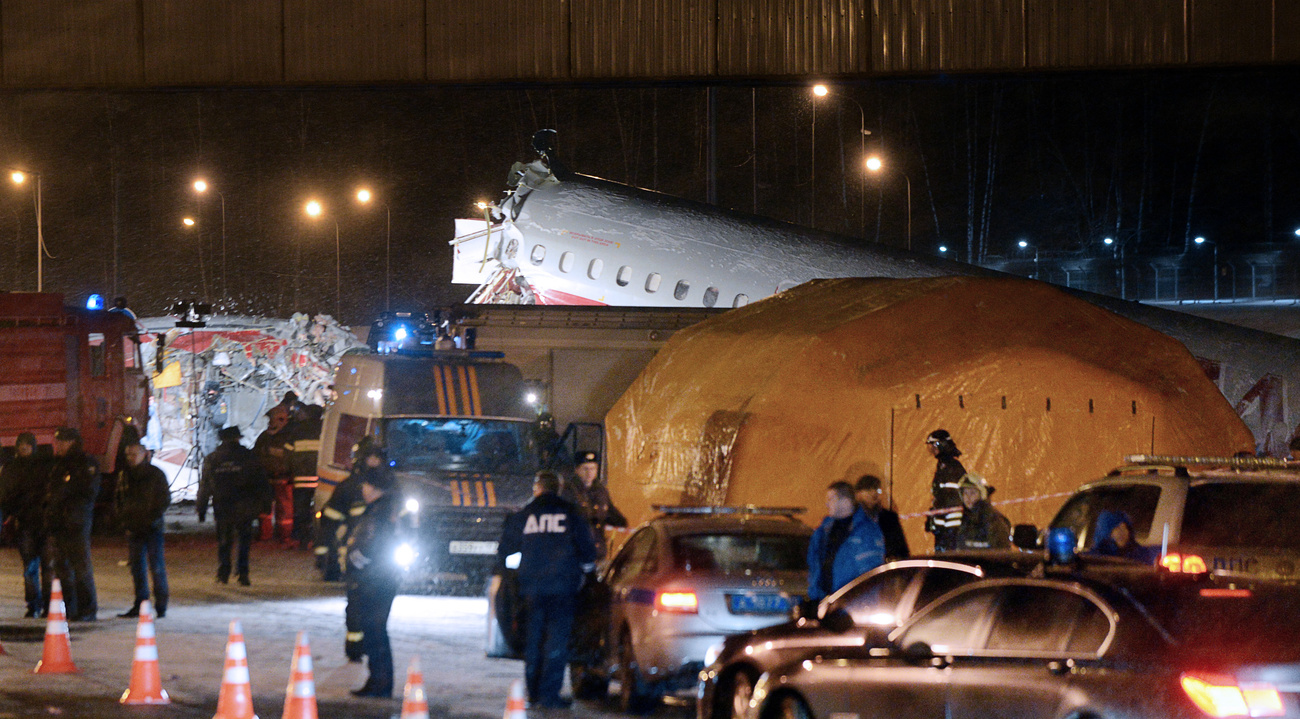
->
253, 405, 294, 543
925, 429, 967, 552
344, 464, 403, 698
44, 427, 101, 621
287, 404, 324, 549
498, 470, 597, 709
315, 437, 381, 583
198, 426, 272, 585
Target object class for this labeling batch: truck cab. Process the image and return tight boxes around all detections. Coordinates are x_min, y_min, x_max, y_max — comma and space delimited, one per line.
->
318, 348, 541, 591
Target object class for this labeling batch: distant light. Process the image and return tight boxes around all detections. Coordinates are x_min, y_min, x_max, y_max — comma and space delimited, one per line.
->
1018, 240, 1029, 249
1194, 236, 1206, 244
812, 84, 829, 97
305, 200, 323, 217
938, 245, 948, 253
11, 171, 26, 185
394, 542, 417, 569
1103, 237, 1114, 245
366, 389, 383, 401
475, 201, 489, 210
193, 179, 208, 193
865, 156, 883, 172
357, 188, 372, 203
1294, 228, 1300, 237
86, 294, 104, 311
404, 498, 420, 514
525, 392, 539, 405
393, 326, 408, 342
182, 217, 195, 227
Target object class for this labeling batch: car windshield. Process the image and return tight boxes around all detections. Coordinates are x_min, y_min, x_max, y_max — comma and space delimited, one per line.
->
1181, 482, 1300, 550
382, 417, 539, 474
1050, 484, 1162, 548
671, 532, 809, 573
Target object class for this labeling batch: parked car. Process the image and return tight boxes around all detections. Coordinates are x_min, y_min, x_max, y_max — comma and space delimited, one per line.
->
748, 561, 1300, 719
697, 552, 1045, 719
1043, 454, 1300, 581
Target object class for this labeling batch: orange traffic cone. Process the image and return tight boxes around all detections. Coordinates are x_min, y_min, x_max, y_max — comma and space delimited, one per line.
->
282, 631, 318, 719
33, 578, 78, 674
400, 656, 429, 719
121, 600, 170, 704
214, 619, 259, 719
503, 679, 526, 719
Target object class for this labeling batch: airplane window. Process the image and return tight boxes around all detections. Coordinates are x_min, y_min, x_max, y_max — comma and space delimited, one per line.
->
588, 259, 604, 279
703, 287, 719, 307
674, 280, 690, 300
733, 294, 749, 307
530, 244, 546, 265
617, 266, 633, 286
559, 251, 575, 273
645, 273, 662, 293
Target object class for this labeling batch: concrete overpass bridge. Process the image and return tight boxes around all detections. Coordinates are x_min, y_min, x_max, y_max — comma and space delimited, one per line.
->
1, 0, 1297, 89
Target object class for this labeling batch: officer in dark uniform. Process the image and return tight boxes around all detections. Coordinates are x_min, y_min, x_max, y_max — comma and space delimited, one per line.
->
498, 470, 598, 709
561, 450, 627, 559
315, 437, 381, 583
44, 427, 101, 621
345, 464, 403, 698
0, 432, 51, 617
198, 426, 272, 585
925, 429, 966, 552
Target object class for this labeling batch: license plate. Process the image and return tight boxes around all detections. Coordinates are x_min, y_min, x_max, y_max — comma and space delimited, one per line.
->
727, 593, 792, 615
449, 540, 498, 555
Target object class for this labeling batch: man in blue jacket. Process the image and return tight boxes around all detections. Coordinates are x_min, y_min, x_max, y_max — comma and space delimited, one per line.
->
807, 481, 885, 602
497, 470, 598, 709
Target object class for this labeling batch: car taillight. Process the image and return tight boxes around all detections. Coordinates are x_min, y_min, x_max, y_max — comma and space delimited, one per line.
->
1161, 553, 1208, 574
1181, 673, 1284, 717
656, 591, 698, 613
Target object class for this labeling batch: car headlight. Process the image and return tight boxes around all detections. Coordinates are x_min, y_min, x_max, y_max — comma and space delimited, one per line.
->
703, 641, 725, 668
394, 542, 417, 569
404, 497, 420, 514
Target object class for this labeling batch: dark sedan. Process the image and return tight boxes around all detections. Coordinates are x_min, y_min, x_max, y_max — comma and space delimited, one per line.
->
698, 552, 1045, 719
749, 564, 1300, 719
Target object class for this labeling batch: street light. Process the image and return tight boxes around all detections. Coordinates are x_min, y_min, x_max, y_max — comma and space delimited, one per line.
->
305, 200, 341, 319
864, 154, 913, 251
193, 178, 227, 301
9, 169, 49, 292
1104, 237, 1127, 299
180, 217, 209, 298
355, 187, 392, 311
1194, 236, 1218, 300
1018, 239, 1040, 279
810, 84, 870, 237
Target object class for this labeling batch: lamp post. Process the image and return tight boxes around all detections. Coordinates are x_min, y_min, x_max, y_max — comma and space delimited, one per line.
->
305, 200, 341, 319
865, 155, 913, 251
9, 169, 47, 292
356, 188, 391, 311
193, 179, 227, 301
811, 84, 871, 237
1194, 236, 1218, 300
1018, 239, 1040, 279
181, 216, 210, 299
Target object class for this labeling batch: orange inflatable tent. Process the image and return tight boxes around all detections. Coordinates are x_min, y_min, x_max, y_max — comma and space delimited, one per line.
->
605, 277, 1255, 551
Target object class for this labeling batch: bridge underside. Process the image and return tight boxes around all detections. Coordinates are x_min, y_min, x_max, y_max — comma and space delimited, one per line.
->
1, 0, 1298, 89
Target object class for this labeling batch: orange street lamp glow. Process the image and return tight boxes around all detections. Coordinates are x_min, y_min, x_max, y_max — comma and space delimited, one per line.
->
182, 217, 196, 227
865, 156, 883, 172
193, 179, 208, 193
11, 171, 25, 184
357, 188, 372, 203
812, 84, 829, 97
305, 200, 322, 217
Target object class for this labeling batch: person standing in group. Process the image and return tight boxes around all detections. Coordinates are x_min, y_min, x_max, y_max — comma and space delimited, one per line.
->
113, 437, 172, 617
497, 470, 597, 709
253, 405, 294, 544
0, 432, 51, 617
953, 474, 1011, 550
807, 481, 886, 602
44, 427, 100, 621
854, 474, 910, 561
344, 463, 403, 698
316, 438, 382, 584
287, 403, 324, 550
198, 426, 272, 586
924, 429, 966, 552
560, 450, 627, 559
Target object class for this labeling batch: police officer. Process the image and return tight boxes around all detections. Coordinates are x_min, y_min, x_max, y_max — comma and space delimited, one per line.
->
498, 470, 597, 709
345, 464, 403, 698
925, 429, 966, 552
0, 432, 51, 617
44, 427, 100, 621
198, 426, 272, 585
315, 438, 381, 583
561, 450, 627, 559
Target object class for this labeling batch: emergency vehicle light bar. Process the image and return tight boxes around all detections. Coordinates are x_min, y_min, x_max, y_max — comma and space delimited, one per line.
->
1122, 455, 1299, 470
652, 505, 806, 517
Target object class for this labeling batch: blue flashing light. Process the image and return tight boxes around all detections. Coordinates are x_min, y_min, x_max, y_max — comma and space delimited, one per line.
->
1047, 527, 1076, 565
86, 294, 104, 311
393, 325, 409, 342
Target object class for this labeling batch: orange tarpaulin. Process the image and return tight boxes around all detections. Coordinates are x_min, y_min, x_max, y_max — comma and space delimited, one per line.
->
606, 277, 1254, 551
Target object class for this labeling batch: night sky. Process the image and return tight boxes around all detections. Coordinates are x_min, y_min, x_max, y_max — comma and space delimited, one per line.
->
2, 67, 1297, 325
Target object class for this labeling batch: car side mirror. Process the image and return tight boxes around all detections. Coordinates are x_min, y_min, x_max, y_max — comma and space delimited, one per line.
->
1012, 523, 1041, 550
821, 607, 854, 633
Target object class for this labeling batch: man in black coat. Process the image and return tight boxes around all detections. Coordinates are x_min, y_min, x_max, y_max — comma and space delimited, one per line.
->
114, 437, 172, 617
560, 450, 627, 560
0, 432, 51, 617
44, 427, 100, 621
344, 464, 403, 698
198, 426, 271, 586
854, 474, 910, 561
498, 470, 598, 709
